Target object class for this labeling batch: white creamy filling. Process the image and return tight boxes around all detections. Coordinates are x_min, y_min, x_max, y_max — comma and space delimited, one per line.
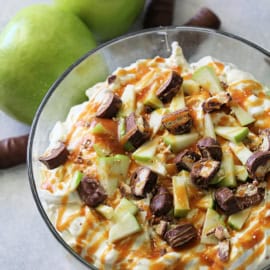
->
40, 42, 270, 270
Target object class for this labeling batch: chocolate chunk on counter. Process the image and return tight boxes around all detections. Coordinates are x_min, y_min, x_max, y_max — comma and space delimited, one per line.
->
197, 137, 222, 161
130, 167, 158, 198
164, 223, 197, 248
202, 92, 232, 113
156, 71, 183, 103
191, 159, 220, 189
150, 187, 173, 216
143, 0, 175, 28
78, 176, 107, 207
0, 134, 28, 169
96, 92, 122, 118
125, 113, 150, 149
184, 7, 221, 30
175, 150, 200, 172
162, 108, 192, 135
39, 142, 69, 170
215, 187, 242, 215
246, 151, 270, 181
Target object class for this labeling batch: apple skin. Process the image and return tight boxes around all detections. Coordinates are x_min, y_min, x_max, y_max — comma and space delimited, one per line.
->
54, 0, 145, 41
0, 4, 96, 124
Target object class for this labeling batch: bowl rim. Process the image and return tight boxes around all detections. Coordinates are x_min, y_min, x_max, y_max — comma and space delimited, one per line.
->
27, 26, 270, 270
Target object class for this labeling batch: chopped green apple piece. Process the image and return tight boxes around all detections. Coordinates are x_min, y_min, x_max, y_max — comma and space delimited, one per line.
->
234, 165, 248, 182
170, 88, 185, 111
96, 205, 114, 219
210, 167, 225, 185
135, 158, 167, 176
163, 132, 199, 153
172, 173, 190, 217
215, 126, 249, 143
192, 66, 223, 95
132, 137, 159, 162
118, 117, 126, 138
228, 208, 251, 230
69, 171, 83, 191
93, 143, 111, 157
91, 123, 109, 135
118, 85, 136, 117
229, 142, 253, 164
201, 208, 225, 245
143, 87, 163, 109
97, 154, 130, 196
149, 108, 167, 136
218, 146, 237, 187
113, 198, 138, 222
195, 193, 214, 209
231, 105, 255, 126
182, 79, 200, 95
109, 212, 141, 243
204, 113, 216, 139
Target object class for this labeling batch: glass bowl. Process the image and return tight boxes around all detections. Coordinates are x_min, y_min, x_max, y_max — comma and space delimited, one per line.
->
28, 26, 270, 270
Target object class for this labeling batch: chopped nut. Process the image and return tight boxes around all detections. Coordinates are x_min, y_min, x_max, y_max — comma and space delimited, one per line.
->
218, 240, 230, 262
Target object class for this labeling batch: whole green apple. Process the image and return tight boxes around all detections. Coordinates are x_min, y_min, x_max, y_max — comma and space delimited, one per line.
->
54, 0, 145, 41
0, 4, 96, 124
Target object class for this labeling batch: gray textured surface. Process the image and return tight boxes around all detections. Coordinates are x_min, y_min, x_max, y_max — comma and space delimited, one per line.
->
0, 1, 269, 269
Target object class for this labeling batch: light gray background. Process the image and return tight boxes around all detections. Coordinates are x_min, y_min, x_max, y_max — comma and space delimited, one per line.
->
0, 1, 269, 269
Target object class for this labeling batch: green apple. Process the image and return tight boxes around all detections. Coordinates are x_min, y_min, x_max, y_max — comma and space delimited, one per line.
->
0, 5, 96, 124
54, 0, 145, 41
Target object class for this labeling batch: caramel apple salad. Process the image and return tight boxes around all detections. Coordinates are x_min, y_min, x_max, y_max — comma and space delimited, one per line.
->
38, 42, 270, 270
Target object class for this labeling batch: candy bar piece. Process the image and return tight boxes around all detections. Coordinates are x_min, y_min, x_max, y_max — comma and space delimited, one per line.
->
39, 142, 69, 169
162, 108, 192, 135
143, 0, 175, 28
0, 134, 28, 169
184, 7, 221, 29
96, 92, 122, 119
125, 113, 150, 149
78, 176, 107, 207
164, 223, 197, 248
130, 167, 158, 198
156, 71, 183, 103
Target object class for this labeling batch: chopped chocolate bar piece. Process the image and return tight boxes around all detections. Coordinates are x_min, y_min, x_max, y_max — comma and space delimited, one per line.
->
150, 187, 173, 216
39, 142, 69, 170
162, 108, 192, 135
215, 187, 241, 215
175, 149, 200, 172
197, 137, 222, 161
259, 129, 270, 151
125, 113, 150, 149
191, 159, 220, 189
130, 167, 158, 197
202, 92, 231, 113
164, 223, 197, 248
246, 151, 270, 181
78, 176, 107, 207
96, 92, 122, 118
156, 71, 183, 103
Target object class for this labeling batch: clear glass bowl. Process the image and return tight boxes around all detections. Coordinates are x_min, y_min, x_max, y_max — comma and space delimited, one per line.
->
28, 26, 270, 270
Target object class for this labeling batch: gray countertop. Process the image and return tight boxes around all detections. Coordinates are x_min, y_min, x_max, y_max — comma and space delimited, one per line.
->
0, 1, 269, 269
